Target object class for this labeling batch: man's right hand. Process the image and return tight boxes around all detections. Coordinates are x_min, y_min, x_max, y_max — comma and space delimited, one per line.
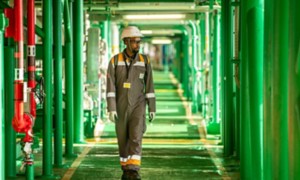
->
109, 111, 118, 122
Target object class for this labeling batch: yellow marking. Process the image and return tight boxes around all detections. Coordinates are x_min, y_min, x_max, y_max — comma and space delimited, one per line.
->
61, 147, 92, 180
123, 82, 131, 89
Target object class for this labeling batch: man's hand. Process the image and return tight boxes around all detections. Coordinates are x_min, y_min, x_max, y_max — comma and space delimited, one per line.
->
109, 111, 118, 122
149, 112, 155, 122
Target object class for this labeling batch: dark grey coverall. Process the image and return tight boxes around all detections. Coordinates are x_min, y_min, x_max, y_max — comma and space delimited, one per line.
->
106, 50, 156, 170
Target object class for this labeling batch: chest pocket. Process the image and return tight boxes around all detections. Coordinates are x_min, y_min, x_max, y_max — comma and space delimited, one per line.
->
133, 61, 146, 80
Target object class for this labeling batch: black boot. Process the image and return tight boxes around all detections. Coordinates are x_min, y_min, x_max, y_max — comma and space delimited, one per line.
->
121, 170, 130, 180
127, 170, 141, 180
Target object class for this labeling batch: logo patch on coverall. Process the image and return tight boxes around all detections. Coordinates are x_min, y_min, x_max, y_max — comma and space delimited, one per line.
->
123, 82, 131, 88
139, 73, 144, 79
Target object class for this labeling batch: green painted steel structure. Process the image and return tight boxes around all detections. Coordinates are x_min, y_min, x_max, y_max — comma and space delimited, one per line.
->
200, 14, 206, 115
188, 20, 198, 113
180, 27, 189, 99
263, 0, 298, 179
221, 0, 234, 156
53, 0, 63, 167
4, 43, 16, 178
288, 0, 300, 178
212, 10, 220, 126
241, 0, 264, 179
43, 0, 53, 176
73, 0, 84, 143
64, 0, 75, 157
0, 11, 6, 180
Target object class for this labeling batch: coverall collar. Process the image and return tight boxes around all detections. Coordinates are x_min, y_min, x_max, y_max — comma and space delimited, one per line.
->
123, 49, 139, 63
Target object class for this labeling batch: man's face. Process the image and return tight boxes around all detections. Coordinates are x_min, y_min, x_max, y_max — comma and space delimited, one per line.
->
126, 37, 142, 54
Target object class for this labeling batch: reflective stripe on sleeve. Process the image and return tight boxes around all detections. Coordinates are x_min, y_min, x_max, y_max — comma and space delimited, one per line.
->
107, 92, 116, 97
146, 93, 155, 98
133, 62, 145, 67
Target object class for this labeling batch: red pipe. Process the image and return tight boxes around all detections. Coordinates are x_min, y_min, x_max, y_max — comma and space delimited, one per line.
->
10, 0, 33, 142
27, 0, 36, 118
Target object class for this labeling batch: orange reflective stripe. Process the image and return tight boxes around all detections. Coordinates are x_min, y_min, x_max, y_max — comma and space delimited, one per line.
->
127, 159, 141, 166
118, 53, 124, 61
139, 54, 144, 62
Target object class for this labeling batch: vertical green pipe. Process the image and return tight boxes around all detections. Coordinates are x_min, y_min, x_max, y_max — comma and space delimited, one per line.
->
0, 12, 6, 180
222, 0, 234, 156
106, 15, 111, 62
274, 0, 289, 179
240, 0, 252, 178
73, 0, 84, 143
182, 28, 189, 98
43, 0, 53, 176
53, 0, 63, 166
213, 10, 220, 123
4, 43, 16, 178
288, 0, 300, 179
188, 20, 198, 113
263, 0, 273, 179
247, 1, 264, 179
288, 0, 300, 178
64, 0, 75, 157
264, 0, 291, 178
200, 15, 206, 114
173, 40, 180, 79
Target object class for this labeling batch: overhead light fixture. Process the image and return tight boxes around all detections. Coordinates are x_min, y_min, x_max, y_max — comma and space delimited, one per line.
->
123, 14, 186, 20
140, 30, 153, 35
151, 39, 172, 45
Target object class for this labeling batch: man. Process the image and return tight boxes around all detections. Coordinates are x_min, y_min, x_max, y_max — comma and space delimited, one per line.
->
106, 26, 156, 180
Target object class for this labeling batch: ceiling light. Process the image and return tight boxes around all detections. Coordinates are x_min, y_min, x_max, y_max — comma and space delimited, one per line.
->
151, 39, 172, 44
123, 14, 186, 20
140, 30, 153, 35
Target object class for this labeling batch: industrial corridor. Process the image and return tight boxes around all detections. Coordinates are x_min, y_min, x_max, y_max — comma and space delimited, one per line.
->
1, 0, 300, 180
7, 71, 240, 179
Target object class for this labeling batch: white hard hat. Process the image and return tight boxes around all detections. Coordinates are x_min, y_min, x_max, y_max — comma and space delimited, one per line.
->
121, 26, 143, 40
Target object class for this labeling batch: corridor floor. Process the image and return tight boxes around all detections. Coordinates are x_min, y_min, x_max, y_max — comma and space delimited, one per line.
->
11, 71, 240, 180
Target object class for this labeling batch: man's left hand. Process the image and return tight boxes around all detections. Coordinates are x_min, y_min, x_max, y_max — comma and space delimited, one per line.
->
149, 112, 156, 122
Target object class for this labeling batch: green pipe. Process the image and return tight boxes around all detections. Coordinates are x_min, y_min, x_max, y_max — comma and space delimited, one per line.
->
43, 0, 53, 176
106, 16, 112, 62
171, 39, 179, 79
212, 10, 220, 123
179, 27, 189, 98
240, 0, 252, 178
4, 44, 16, 178
53, 0, 63, 166
188, 20, 198, 113
274, 0, 289, 179
0, 11, 6, 180
64, 0, 75, 157
73, 0, 84, 143
247, 2, 264, 179
289, 0, 300, 178
221, 0, 234, 156
200, 14, 206, 114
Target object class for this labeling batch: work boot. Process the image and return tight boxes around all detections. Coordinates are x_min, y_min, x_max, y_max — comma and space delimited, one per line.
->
127, 170, 141, 180
121, 170, 130, 180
